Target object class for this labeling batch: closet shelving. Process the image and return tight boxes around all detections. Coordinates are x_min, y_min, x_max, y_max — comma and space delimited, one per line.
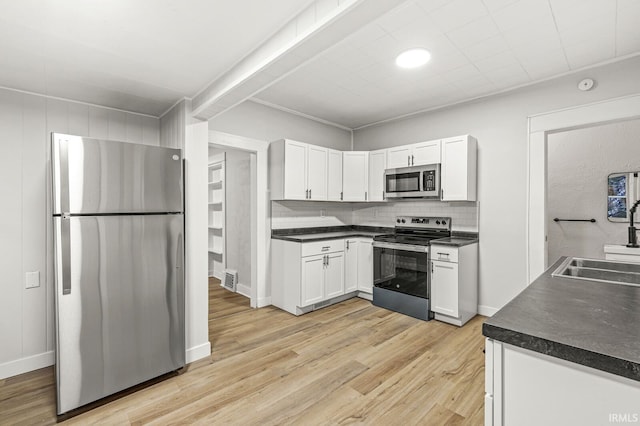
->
208, 156, 225, 277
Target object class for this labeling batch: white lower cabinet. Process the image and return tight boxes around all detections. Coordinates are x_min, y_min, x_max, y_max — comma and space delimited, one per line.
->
430, 243, 477, 326
431, 259, 459, 317
324, 252, 345, 299
301, 255, 326, 306
485, 338, 640, 426
357, 238, 373, 293
344, 238, 374, 296
344, 239, 359, 293
272, 238, 346, 315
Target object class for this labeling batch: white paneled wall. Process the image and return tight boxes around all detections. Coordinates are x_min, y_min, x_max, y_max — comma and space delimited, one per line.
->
0, 88, 160, 379
271, 200, 478, 231
160, 99, 190, 149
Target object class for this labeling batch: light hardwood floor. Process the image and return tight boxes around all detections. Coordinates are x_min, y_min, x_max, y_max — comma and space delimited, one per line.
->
0, 278, 485, 424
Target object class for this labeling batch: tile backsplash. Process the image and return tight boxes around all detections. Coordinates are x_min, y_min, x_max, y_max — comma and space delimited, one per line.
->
271, 200, 478, 231
271, 201, 353, 229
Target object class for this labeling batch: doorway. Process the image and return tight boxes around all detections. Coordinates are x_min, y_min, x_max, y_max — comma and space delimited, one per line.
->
208, 144, 254, 300
528, 94, 640, 282
546, 118, 640, 264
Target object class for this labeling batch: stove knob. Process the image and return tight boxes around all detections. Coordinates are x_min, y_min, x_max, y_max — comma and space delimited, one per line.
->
397, 219, 401, 224
401, 219, 406, 223
442, 220, 447, 225
436, 220, 441, 225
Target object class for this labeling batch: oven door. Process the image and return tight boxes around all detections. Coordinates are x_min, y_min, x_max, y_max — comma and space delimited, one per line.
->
373, 242, 430, 298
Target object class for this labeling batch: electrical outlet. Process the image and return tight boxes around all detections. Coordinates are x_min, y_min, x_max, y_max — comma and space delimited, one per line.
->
25, 271, 40, 289
320, 209, 326, 217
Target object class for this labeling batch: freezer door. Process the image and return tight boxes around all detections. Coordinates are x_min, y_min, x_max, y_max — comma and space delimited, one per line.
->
52, 133, 183, 214
53, 214, 185, 415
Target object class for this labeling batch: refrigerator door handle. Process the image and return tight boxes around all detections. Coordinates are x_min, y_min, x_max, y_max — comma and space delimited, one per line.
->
60, 214, 72, 295
57, 137, 71, 213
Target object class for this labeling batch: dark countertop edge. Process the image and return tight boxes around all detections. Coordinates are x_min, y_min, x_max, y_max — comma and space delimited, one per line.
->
271, 232, 385, 243
430, 237, 478, 247
272, 225, 392, 237
483, 323, 640, 382
451, 231, 478, 239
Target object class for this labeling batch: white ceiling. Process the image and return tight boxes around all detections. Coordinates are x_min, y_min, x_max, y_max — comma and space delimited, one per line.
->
0, 0, 638, 125
254, 0, 640, 128
0, 0, 312, 116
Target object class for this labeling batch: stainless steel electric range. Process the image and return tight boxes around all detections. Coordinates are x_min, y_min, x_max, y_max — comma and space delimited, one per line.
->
372, 216, 451, 321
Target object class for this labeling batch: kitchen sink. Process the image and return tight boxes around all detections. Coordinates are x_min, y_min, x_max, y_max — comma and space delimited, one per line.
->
552, 257, 640, 287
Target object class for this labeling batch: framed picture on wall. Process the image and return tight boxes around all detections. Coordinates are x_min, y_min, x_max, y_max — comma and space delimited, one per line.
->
608, 172, 638, 222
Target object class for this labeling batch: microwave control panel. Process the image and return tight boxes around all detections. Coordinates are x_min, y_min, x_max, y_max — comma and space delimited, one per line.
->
424, 170, 436, 191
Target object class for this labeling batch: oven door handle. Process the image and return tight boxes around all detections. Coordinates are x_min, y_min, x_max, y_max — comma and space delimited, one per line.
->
372, 241, 429, 253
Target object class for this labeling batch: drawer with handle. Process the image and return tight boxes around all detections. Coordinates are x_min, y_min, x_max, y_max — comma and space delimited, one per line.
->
431, 245, 458, 263
301, 239, 345, 257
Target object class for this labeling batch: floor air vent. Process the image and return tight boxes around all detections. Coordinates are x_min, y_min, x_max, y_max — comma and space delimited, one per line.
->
223, 269, 237, 292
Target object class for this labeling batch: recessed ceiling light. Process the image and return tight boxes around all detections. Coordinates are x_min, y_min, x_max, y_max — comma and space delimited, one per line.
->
396, 48, 431, 69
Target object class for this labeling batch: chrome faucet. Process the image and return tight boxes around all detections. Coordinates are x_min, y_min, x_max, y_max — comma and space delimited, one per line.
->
627, 200, 640, 248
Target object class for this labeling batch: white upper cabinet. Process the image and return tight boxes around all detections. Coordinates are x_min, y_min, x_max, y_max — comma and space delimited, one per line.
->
282, 140, 307, 200
342, 151, 369, 201
269, 135, 476, 203
386, 144, 413, 168
386, 139, 441, 168
327, 149, 343, 201
307, 144, 328, 200
368, 149, 387, 201
269, 139, 327, 201
441, 135, 477, 201
412, 140, 441, 166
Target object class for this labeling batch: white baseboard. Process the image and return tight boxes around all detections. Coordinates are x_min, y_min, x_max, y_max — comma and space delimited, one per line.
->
257, 296, 271, 308
186, 341, 211, 364
0, 351, 55, 379
478, 305, 499, 317
236, 283, 251, 298
211, 270, 224, 280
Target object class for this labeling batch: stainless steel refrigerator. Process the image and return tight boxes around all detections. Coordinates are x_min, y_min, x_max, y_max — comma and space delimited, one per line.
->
51, 133, 185, 415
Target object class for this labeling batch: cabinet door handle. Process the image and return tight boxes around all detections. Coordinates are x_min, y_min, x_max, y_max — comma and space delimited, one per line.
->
340, 191, 343, 201
407, 155, 410, 166
431, 261, 434, 274
321, 246, 330, 252
412, 155, 414, 165
309, 188, 311, 199
346, 241, 349, 250
326, 255, 329, 266
365, 191, 368, 201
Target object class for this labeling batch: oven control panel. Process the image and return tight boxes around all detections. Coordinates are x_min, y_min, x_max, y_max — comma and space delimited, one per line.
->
395, 216, 451, 230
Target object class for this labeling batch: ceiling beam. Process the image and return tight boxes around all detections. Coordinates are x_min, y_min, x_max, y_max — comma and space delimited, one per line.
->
191, 0, 408, 121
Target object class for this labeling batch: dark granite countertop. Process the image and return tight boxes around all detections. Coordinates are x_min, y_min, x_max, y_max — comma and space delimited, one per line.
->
271, 225, 392, 243
431, 236, 478, 247
483, 256, 640, 382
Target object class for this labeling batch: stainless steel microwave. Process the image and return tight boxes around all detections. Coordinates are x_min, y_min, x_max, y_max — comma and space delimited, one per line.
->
384, 164, 440, 199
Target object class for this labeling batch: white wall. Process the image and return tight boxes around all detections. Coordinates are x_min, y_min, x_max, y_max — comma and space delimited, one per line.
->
547, 118, 640, 262
0, 88, 159, 379
353, 55, 640, 314
208, 100, 352, 150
